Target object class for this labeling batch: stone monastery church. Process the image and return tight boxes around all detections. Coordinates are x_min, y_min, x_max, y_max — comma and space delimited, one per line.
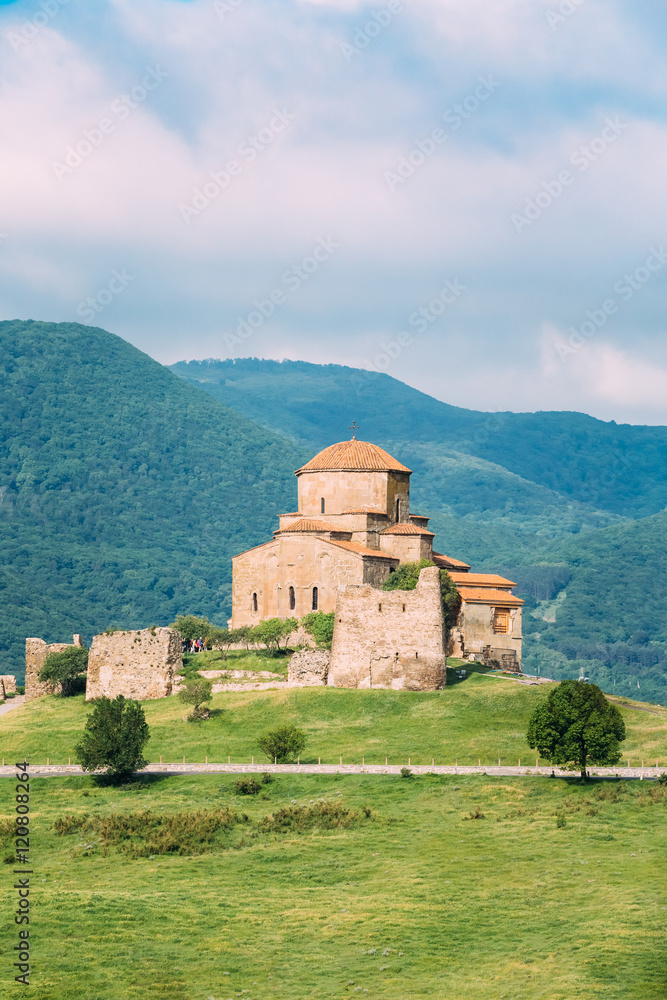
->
232, 435, 523, 680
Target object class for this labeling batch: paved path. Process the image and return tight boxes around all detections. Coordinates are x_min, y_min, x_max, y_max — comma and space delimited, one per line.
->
0, 695, 25, 717
0, 761, 663, 779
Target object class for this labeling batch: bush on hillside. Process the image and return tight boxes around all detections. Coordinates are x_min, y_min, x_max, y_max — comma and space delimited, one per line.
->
382, 560, 462, 631
170, 614, 212, 643
301, 611, 335, 649
39, 645, 89, 697
258, 725, 307, 763
179, 678, 213, 722
75, 695, 150, 781
253, 617, 298, 653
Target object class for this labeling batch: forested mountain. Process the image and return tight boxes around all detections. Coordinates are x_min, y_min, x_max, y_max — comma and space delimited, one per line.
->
171, 358, 667, 518
172, 357, 667, 703
0, 321, 305, 678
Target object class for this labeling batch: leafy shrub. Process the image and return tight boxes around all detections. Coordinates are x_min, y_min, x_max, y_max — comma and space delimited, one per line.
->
252, 617, 298, 652
301, 611, 335, 649
260, 772, 274, 784
39, 645, 89, 696
657, 773, 667, 786
258, 725, 307, 763
169, 614, 212, 643
53, 807, 244, 856
464, 806, 485, 820
400, 767, 413, 779
16, 686, 24, 696
258, 802, 361, 834
234, 777, 262, 796
556, 814, 567, 828
178, 679, 213, 722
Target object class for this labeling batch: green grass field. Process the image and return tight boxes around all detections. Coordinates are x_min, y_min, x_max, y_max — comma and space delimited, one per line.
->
2, 668, 666, 767
0, 771, 665, 999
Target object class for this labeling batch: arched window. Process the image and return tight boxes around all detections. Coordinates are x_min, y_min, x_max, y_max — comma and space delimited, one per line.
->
321, 497, 325, 514
312, 586, 318, 611
252, 592, 258, 613
289, 586, 295, 610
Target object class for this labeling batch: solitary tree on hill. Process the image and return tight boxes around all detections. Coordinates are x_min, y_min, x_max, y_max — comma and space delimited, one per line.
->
526, 679, 626, 779
179, 678, 213, 721
75, 695, 150, 781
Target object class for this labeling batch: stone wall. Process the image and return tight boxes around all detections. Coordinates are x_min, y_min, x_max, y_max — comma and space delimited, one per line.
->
328, 566, 446, 691
288, 648, 330, 686
25, 635, 83, 701
85, 627, 182, 702
0, 675, 17, 697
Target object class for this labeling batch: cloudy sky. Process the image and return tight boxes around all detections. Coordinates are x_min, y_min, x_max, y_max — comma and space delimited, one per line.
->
1, 0, 667, 424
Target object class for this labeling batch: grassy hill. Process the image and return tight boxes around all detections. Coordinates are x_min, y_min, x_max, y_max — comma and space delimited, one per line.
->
0, 321, 306, 677
2, 672, 665, 764
1, 769, 665, 999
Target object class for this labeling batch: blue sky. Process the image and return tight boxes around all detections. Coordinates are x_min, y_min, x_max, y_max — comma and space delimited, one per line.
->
1, 0, 667, 423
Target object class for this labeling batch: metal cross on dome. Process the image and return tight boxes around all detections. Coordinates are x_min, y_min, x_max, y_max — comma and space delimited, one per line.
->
349, 420, 360, 440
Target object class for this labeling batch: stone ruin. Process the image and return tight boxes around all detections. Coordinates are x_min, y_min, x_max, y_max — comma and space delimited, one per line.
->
288, 648, 331, 686
0, 675, 17, 698
25, 634, 84, 701
85, 627, 182, 701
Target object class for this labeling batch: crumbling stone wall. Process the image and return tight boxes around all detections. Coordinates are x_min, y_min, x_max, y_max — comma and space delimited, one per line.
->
0, 675, 17, 697
288, 648, 330, 686
328, 566, 446, 691
85, 627, 182, 701
25, 635, 83, 701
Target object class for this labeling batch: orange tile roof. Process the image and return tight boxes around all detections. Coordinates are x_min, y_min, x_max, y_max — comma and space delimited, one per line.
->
449, 572, 517, 587
380, 523, 435, 537
342, 507, 388, 516
432, 552, 472, 571
409, 514, 430, 522
276, 518, 344, 534
296, 439, 411, 475
325, 538, 398, 560
457, 587, 524, 606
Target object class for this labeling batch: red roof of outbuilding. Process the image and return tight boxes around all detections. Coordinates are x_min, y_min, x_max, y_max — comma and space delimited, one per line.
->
381, 523, 435, 537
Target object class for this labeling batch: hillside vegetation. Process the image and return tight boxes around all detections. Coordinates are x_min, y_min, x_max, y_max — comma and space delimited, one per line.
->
0, 321, 305, 676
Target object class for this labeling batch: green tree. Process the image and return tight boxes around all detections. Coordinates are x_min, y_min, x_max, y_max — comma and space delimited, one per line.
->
258, 724, 307, 763
382, 560, 462, 631
253, 617, 298, 653
300, 611, 335, 649
526, 679, 626, 778
75, 695, 150, 780
170, 614, 212, 643
179, 678, 213, 721
39, 645, 89, 697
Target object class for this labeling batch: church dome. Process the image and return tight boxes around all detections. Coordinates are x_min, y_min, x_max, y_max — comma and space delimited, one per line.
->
296, 439, 411, 475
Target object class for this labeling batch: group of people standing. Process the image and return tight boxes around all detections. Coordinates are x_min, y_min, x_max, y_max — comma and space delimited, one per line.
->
182, 637, 207, 654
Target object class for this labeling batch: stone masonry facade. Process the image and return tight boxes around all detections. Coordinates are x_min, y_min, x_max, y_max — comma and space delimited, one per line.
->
328, 566, 447, 690
25, 635, 83, 701
85, 627, 183, 702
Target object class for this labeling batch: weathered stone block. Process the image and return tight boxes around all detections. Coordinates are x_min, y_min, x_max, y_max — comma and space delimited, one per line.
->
328, 566, 446, 691
25, 635, 83, 701
0, 675, 17, 697
288, 648, 331, 686
86, 627, 182, 702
